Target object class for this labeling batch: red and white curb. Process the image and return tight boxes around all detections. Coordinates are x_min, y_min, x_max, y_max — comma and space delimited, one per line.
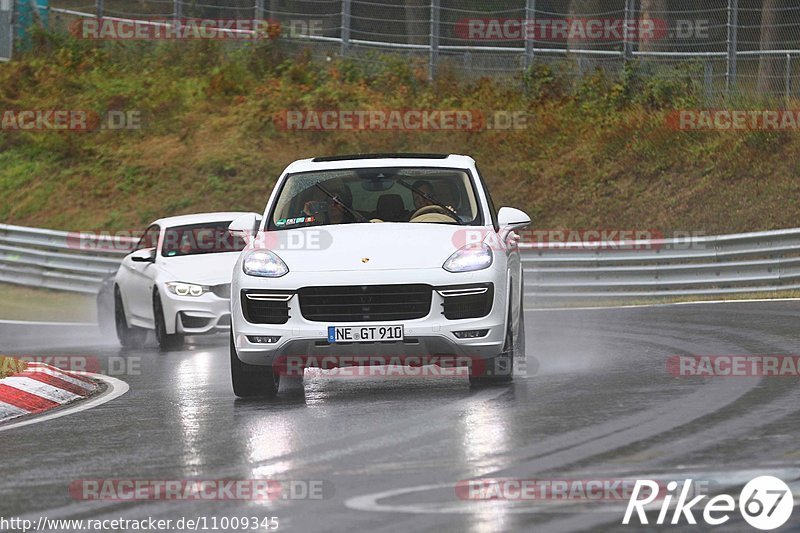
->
0, 363, 98, 424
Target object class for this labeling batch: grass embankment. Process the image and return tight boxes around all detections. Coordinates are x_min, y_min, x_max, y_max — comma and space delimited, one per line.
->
0, 355, 26, 379
0, 33, 799, 234
0, 283, 97, 322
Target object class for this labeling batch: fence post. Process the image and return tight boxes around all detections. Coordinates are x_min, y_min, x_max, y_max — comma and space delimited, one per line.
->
726, 0, 738, 95
786, 53, 792, 106
174, 0, 182, 26
1, 0, 13, 60
524, 0, 536, 71
255, 0, 263, 21
429, 0, 439, 81
341, 0, 350, 56
623, 0, 634, 60
96, 0, 103, 19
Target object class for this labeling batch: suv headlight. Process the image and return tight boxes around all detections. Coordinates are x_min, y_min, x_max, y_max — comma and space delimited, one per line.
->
443, 244, 493, 273
166, 282, 208, 297
243, 250, 289, 278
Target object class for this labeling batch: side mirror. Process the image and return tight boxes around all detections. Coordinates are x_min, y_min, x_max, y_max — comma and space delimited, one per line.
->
229, 213, 261, 237
130, 248, 156, 263
497, 207, 531, 230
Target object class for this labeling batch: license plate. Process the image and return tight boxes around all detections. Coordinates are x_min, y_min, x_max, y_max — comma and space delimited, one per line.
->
328, 325, 404, 343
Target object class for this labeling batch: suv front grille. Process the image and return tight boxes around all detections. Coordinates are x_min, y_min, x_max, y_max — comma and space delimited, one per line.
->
439, 283, 494, 320
298, 285, 432, 322
241, 290, 293, 324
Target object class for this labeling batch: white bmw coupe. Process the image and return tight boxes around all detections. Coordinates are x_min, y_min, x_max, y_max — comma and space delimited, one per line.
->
228, 154, 531, 397
114, 212, 249, 350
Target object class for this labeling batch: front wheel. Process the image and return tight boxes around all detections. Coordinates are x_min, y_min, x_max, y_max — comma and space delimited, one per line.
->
470, 308, 515, 386
153, 292, 183, 351
230, 331, 280, 398
115, 288, 147, 349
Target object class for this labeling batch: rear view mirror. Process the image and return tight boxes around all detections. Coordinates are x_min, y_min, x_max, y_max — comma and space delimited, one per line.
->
361, 177, 395, 192
229, 213, 261, 237
497, 207, 531, 230
130, 248, 155, 263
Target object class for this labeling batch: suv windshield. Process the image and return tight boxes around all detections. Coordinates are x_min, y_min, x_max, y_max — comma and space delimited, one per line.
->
161, 222, 246, 257
268, 167, 482, 230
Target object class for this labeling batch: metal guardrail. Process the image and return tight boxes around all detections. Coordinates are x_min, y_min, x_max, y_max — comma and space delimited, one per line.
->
3, 223, 800, 304
0, 224, 134, 293
521, 228, 800, 304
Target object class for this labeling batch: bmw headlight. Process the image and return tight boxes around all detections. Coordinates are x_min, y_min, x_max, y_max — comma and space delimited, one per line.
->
443, 244, 493, 273
166, 282, 208, 297
243, 250, 289, 278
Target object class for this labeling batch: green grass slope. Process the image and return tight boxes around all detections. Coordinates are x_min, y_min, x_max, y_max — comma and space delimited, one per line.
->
1, 33, 799, 235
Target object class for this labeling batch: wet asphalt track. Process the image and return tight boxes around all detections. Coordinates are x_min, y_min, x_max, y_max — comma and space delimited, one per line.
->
2, 301, 800, 532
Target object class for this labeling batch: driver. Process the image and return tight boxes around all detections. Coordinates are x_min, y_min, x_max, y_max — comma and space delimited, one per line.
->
410, 179, 458, 220
300, 181, 355, 225
412, 180, 435, 210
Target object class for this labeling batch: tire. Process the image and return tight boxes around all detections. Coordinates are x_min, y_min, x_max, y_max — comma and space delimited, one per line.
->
470, 305, 515, 386
230, 331, 280, 398
115, 288, 147, 349
153, 292, 184, 351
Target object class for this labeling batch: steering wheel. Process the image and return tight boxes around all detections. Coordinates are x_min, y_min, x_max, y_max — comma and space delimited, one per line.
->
409, 205, 459, 222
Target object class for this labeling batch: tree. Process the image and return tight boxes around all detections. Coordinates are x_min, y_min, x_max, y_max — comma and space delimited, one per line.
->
405, 0, 429, 46
568, 0, 608, 52
639, 0, 668, 52
757, 0, 786, 95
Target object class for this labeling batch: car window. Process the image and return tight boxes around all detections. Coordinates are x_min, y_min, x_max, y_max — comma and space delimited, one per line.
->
161, 222, 247, 257
135, 224, 160, 251
268, 167, 483, 229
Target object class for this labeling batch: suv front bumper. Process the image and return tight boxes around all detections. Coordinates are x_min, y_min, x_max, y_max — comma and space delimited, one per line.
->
232, 268, 509, 367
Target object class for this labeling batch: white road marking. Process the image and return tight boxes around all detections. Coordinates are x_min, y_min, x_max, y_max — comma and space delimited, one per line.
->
346, 483, 554, 514
346, 468, 800, 516
0, 319, 97, 326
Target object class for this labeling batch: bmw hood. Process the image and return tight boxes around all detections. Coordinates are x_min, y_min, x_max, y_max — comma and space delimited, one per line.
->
157, 252, 240, 285
257, 224, 487, 272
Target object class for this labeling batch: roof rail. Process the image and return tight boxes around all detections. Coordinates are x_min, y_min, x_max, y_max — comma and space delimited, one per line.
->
311, 153, 451, 163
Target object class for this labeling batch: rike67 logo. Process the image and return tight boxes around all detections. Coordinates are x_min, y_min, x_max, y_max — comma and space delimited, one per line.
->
623, 476, 794, 530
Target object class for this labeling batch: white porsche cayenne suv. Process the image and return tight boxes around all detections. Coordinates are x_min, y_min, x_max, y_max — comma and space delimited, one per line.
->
229, 154, 530, 397
114, 212, 248, 350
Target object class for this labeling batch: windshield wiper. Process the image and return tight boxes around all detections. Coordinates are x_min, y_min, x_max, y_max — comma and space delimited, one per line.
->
397, 179, 464, 225
315, 183, 370, 223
